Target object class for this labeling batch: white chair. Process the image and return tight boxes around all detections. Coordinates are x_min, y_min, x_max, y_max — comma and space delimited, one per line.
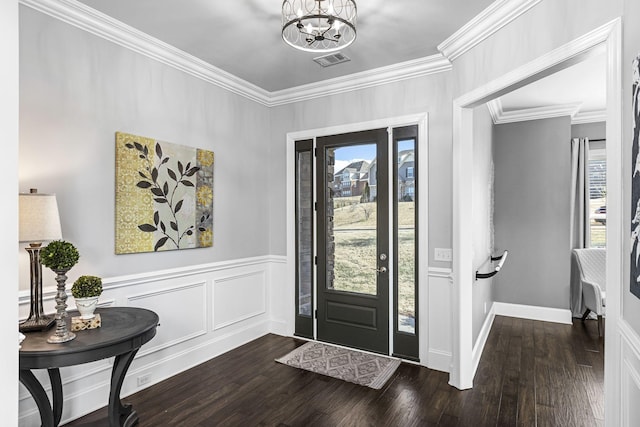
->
573, 248, 606, 336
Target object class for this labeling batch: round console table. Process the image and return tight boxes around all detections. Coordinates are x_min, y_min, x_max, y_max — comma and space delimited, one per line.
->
19, 307, 159, 427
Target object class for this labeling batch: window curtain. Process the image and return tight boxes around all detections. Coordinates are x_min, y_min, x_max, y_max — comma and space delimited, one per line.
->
569, 137, 590, 317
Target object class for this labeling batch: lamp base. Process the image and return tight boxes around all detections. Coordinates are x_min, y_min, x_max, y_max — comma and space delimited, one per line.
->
19, 315, 56, 333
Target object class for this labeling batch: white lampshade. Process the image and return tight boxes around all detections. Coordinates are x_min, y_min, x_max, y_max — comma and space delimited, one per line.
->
19, 191, 62, 243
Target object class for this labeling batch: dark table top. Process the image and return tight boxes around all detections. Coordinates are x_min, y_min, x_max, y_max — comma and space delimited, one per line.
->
20, 307, 159, 370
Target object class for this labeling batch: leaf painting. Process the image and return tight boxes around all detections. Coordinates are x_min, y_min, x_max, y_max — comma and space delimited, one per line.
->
115, 132, 214, 254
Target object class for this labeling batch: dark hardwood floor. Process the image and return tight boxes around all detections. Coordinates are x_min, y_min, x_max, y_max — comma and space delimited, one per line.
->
64, 315, 604, 426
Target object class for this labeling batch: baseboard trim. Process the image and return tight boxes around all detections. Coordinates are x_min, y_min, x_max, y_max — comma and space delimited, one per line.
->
269, 319, 289, 336
427, 349, 452, 373
472, 306, 496, 378
493, 302, 572, 324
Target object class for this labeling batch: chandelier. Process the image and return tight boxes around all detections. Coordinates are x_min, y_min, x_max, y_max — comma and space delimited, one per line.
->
282, 0, 357, 53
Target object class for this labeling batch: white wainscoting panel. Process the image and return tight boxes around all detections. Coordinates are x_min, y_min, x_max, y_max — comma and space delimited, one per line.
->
267, 256, 290, 336
427, 267, 452, 372
212, 271, 266, 331
128, 281, 208, 356
621, 320, 640, 427
18, 256, 280, 427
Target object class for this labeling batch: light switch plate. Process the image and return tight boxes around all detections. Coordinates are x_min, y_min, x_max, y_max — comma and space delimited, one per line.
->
434, 248, 452, 262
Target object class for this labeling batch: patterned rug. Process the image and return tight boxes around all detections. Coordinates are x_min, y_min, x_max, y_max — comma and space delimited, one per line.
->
275, 341, 401, 389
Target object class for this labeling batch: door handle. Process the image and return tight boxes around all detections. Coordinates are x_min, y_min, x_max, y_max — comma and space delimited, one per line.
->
375, 267, 388, 274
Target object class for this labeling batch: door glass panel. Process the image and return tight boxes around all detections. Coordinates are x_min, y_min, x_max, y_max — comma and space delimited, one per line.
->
397, 139, 416, 334
325, 144, 377, 295
296, 150, 313, 316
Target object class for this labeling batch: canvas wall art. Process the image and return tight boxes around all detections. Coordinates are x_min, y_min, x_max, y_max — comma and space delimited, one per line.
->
115, 132, 214, 254
631, 54, 640, 299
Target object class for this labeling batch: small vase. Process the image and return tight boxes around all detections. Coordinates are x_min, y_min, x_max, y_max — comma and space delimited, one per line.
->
75, 296, 99, 319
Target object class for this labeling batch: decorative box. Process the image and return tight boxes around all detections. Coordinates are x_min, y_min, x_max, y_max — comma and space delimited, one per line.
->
71, 313, 102, 331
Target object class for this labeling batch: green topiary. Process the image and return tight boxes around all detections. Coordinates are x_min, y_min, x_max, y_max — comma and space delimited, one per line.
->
40, 240, 80, 271
71, 275, 102, 298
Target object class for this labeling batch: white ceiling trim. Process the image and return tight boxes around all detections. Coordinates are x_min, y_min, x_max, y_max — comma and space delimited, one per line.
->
20, 0, 454, 107
486, 99, 502, 124
487, 98, 583, 124
268, 55, 452, 106
488, 98, 607, 125
572, 110, 607, 125
438, 0, 543, 62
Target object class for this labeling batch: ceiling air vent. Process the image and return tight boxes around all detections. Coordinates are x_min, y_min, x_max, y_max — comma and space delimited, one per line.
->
313, 52, 351, 68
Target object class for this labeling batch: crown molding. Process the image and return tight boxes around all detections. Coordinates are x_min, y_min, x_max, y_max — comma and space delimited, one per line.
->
487, 98, 583, 124
20, 0, 453, 107
486, 99, 502, 124
488, 98, 606, 125
268, 54, 452, 106
571, 109, 607, 125
438, 0, 543, 62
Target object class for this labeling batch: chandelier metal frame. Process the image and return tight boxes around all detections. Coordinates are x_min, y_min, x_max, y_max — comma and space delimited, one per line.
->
282, 0, 357, 53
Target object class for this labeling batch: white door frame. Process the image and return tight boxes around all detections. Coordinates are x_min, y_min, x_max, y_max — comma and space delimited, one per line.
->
450, 18, 622, 424
285, 113, 429, 362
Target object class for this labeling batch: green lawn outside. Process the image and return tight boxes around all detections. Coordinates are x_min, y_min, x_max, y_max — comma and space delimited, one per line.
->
332, 229, 415, 317
333, 201, 415, 228
330, 200, 416, 318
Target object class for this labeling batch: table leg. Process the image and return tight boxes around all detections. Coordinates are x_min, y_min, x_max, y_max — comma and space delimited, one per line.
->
108, 349, 139, 427
19, 369, 55, 427
48, 368, 63, 426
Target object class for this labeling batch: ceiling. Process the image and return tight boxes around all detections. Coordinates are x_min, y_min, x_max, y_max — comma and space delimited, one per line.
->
76, 0, 494, 92
494, 52, 606, 122
68, 0, 605, 118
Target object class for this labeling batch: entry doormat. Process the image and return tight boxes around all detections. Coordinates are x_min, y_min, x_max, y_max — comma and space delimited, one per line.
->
276, 341, 401, 389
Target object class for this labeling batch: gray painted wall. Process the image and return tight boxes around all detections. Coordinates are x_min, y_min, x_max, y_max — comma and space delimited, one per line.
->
18, 7, 272, 290
493, 117, 571, 309
571, 122, 606, 140
472, 105, 495, 344
268, 72, 454, 269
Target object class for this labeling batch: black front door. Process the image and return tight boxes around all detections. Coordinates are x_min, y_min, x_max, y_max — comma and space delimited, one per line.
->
316, 128, 389, 354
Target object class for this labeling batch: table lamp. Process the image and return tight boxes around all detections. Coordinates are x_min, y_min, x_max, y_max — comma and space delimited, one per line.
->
19, 189, 62, 332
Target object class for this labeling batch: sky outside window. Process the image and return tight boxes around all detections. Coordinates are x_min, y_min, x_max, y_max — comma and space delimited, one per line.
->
333, 139, 414, 171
